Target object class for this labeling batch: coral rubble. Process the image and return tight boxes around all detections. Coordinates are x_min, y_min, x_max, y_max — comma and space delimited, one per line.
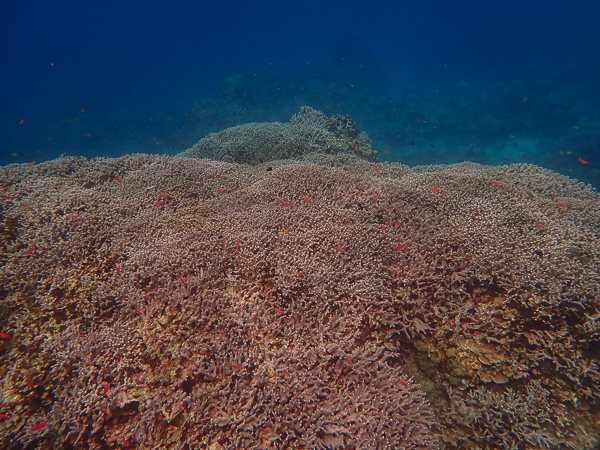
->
0, 152, 599, 449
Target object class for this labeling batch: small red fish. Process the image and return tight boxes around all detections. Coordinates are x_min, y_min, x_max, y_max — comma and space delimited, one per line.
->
373, 194, 380, 200
218, 329, 225, 336
103, 382, 111, 394
396, 244, 406, 249
304, 196, 309, 204
0, 413, 10, 418
398, 380, 408, 387
335, 246, 346, 252
0, 332, 10, 338
236, 239, 240, 251
296, 271, 304, 275
373, 165, 379, 172
556, 203, 566, 207
153, 200, 161, 207
25, 249, 34, 255
179, 276, 187, 286
579, 157, 588, 164
490, 181, 499, 186
429, 187, 440, 192
280, 203, 291, 206
233, 364, 241, 369
113, 177, 121, 181
274, 307, 283, 314
32, 420, 48, 431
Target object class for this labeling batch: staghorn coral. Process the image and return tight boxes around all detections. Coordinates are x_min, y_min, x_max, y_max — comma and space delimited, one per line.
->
179, 106, 376, 164
0, 153, 599, 448
449, 380, 600, 450
449, 381, 559, 449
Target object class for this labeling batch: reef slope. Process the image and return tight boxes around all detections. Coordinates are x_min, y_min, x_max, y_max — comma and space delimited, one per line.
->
0, 154, 599, 449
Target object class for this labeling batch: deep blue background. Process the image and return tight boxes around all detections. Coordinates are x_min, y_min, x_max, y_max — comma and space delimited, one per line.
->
2, 0, 599, 185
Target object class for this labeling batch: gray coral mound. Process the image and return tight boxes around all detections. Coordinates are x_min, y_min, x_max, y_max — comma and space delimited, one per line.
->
179, 106, 376, 164
0, 154, 599, 449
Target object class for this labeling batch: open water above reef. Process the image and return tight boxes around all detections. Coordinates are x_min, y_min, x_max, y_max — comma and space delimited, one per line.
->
1, 1, 599, 187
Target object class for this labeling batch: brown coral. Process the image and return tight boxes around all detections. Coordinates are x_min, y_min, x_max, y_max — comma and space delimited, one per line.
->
0, 153, 599, 449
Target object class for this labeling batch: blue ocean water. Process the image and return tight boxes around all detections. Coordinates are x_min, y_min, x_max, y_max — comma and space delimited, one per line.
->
1, 0, 599, 186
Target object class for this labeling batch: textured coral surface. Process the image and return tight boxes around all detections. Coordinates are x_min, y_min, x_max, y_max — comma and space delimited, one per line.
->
180, 107, 376, 164
0, 154, 599, 449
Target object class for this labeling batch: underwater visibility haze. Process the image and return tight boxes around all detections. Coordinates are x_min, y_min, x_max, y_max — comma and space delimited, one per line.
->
1, 0, 600, 448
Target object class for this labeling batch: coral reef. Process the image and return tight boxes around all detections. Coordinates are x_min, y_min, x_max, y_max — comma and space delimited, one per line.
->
0, 153, 599, 448
180, 106, 376, 164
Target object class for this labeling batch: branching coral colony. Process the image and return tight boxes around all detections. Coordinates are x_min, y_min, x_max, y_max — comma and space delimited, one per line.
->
180, 106, 376, 164
0, 151, 599, 449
